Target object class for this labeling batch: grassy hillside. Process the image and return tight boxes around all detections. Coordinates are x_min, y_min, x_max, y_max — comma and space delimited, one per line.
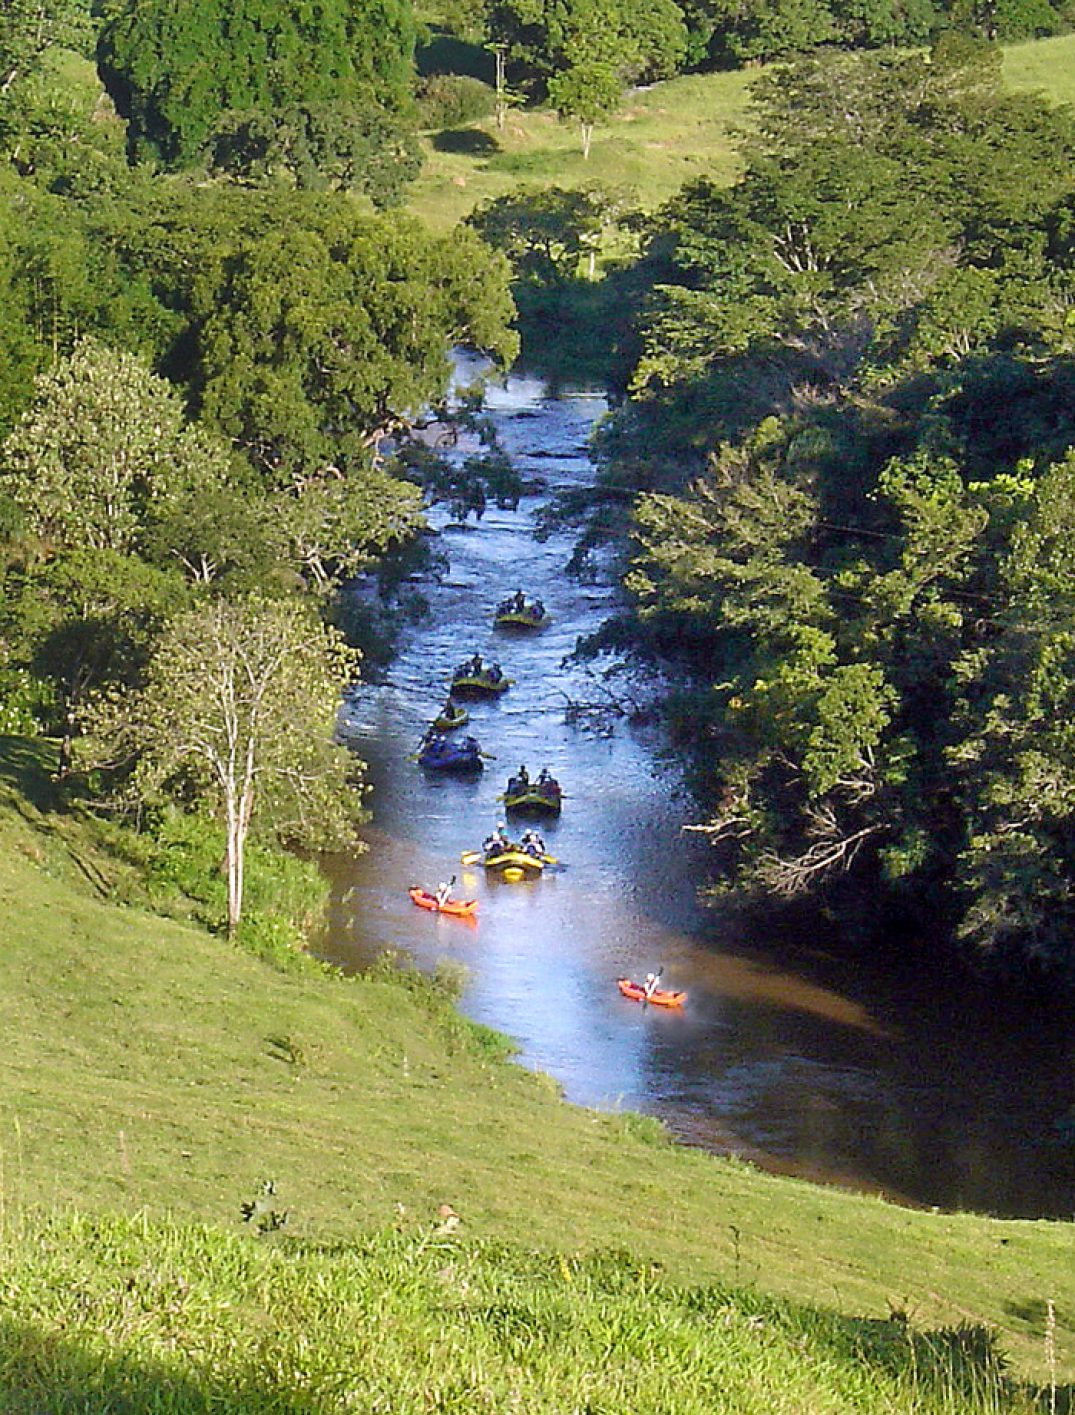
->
406, 68, 753, 229
0, 734, 1072, 1397
407, 35, 1075, 230
0, 1212, 1062, 1413
1002, 33, 1075, 108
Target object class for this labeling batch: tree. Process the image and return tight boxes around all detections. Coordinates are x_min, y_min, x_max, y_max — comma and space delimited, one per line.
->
0, 0, 92, 97
579, 41, 1075, 979
98, 0, 418, 176
547, 60, 621, 159
485, 0, 686, 97
0, 337, 233, 555
276, 466, 425, 593
206, 97, 421, 202
626, 42, 1075, 405
190, 202, 518, 485
468, 185, 624, 283
1, 548, 184, 774
947, 450, 1075, 974
0, 176, 162, 439
90, 596, 362, 936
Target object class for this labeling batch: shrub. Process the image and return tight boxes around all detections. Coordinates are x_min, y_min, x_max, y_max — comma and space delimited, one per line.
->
141, 806, 326, 967
0, 667, 51, 736
416, 74, 495, 130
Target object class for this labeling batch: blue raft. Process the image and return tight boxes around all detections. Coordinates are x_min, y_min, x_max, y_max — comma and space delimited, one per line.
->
417, 734, 484, 774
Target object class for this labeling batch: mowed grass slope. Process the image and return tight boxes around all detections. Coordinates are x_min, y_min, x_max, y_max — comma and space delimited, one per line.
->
1002, 33, 1075, 108
0, 735, 1072, 1391
408, 35, 1075, 230
406, 68, 754, 229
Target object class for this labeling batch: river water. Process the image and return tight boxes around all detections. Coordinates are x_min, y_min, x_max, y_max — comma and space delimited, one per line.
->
319, 367, 1075, 1221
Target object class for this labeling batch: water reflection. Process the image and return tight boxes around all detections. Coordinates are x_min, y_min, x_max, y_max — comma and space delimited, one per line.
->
318, 367, 1075, 1220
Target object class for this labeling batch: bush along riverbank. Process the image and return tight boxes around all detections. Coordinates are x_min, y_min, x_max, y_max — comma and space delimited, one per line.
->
0, 731, 1073, 1401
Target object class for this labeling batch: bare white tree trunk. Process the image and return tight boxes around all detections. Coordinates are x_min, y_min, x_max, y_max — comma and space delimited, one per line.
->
494, 47, 507, 131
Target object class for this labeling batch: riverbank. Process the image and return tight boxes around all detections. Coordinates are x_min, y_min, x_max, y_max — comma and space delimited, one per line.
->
0, 733, 1071, 1394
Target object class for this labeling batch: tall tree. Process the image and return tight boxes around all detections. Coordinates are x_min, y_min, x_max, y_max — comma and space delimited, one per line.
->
98, 0, 419, 184
949, 450, 1075, 972
594, 43, 1075, 979
0, 337, 233, 555
547, 60, 621, 159
485, 0, 686, 97
90, 596, 362, 936
190, 202, 518, 485
1, 548, 185, 774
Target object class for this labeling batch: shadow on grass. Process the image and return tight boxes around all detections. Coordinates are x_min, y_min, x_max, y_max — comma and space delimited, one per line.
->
817, 1310, 1073, 1413
432, 128, 500, 155
0, 1318, 322, 1414
1004, 1296, 1071, 1331
686, 1284, 1071, 1412
0, 734, 64, 813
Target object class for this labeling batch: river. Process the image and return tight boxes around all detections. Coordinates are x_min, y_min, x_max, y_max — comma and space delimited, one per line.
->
319, 365, 1075, 1221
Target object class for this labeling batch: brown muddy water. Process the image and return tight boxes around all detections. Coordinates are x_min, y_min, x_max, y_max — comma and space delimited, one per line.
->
318, 364, 1075, 1221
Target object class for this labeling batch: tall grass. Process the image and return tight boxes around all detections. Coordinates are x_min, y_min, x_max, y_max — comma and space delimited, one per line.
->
0, 1211, 1058, 1414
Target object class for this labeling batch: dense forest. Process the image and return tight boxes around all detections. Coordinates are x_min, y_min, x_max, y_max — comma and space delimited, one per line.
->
583, 41, 1075, 983
0, 0, 518, 944
3, 0, 1075, 984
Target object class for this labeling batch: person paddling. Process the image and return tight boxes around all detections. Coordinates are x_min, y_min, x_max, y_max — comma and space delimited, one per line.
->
643, 970, 662, 999
435, 875, 456, 908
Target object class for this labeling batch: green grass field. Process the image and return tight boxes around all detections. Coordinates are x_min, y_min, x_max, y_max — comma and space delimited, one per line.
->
407, 34, 1075, 230
406, 68, 754, 229
0, 1212, 1061, 1412
1002, 33, 1075, 108
0, 734, 1072, 1403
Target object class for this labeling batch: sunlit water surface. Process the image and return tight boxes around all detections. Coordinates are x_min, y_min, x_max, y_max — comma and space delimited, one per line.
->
318, 365, 1075, 1220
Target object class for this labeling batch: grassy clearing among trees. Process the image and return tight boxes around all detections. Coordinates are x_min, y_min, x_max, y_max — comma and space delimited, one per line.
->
0, 735, 1071, 1395
407, 34, 1075, 229
406, 67, 754, 228
1002, 33, 1075, 105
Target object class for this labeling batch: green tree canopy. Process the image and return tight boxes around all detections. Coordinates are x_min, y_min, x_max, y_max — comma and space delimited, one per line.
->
189, 200, 518, 485
1, 547, 185, 774
98, 0, 419, 183
0, 337, 233, 555
485, 0, 687, 96
592, 42, 1075, 981
468, 184, 627, 284
547, 60, 621, 158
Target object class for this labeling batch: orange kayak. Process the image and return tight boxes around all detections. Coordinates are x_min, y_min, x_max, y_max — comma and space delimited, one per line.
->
409, 887, 478, 917
616, 977, 687, 1008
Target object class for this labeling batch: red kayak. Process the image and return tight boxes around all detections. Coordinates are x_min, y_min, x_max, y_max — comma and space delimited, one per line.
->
617, 977, 687, 1008
408, 887, 478, 918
